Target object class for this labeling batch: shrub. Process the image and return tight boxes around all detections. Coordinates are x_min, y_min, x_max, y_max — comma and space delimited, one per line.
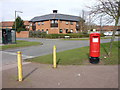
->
100, 33, 105, 37
17, 28, 27, 33
29, 31, 91, 38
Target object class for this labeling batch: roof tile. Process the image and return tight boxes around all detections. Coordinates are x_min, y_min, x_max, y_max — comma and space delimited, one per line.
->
30, 14, 81, 22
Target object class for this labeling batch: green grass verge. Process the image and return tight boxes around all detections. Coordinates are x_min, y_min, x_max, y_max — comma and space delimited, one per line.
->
62, 37, 112, 40
26, 41, 119, 65
1, 40, 42, 50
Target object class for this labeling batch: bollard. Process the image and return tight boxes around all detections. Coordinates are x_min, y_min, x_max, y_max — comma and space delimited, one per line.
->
17, 51, 23, 81
53, 45, 57, 68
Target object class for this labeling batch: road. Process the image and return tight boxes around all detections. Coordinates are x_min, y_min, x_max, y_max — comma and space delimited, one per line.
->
2, 38, 118, 66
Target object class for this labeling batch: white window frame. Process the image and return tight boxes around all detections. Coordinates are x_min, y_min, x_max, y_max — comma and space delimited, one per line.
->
38, 22, 40, 25
42, 29, 44, 32
70, 29, 73, 33
66, 21, 69, 25
42, 22, 44, 25
30, 23, 32, 26
51, 20, 54, 24
59, 29, 63, 33
70, 22, 73, 25
55, 20, 58, 23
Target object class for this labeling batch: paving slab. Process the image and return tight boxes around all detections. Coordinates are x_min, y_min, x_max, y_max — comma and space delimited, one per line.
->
2, 63, 118, 88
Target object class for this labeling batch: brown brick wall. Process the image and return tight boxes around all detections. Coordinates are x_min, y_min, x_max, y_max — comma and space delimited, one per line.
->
2, 21, 30, 30
59, 21, 76, 34
16, 31, 29, 38
32, 20, 77, 34
96, 26, 120, 31
49, 28, 59, 34
36, 21, 50, 32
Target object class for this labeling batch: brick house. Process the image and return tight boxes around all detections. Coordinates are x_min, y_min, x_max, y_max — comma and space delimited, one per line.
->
1, 21, 30, 30
1, 21, 14, 29
95, 25, 120, 35
96, 25, 120, 32
29, 10, 82, 34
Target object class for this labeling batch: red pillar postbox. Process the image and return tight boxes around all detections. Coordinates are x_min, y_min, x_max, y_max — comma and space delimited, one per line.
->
89, 33, 100, 63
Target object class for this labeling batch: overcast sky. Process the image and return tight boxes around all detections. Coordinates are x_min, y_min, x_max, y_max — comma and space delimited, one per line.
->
1, 0, 98, 21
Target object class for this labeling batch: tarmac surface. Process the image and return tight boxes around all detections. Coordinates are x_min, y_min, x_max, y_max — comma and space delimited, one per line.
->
1, 38, 119, 88
2, 38, 118, 66
2, 63, 118, 88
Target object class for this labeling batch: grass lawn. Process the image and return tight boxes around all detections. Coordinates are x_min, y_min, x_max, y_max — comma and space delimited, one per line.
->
62, 37, 112, 40
26, 41, 119, 65
1, 40, 42, 50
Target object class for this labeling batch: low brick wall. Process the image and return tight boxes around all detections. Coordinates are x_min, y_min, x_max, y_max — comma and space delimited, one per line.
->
16, 31, 29, 38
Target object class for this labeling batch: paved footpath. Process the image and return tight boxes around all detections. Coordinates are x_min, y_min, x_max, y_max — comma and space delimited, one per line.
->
2, 63, 118, 88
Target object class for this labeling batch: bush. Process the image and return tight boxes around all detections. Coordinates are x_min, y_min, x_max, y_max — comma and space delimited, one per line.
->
100, 33, 105, 37
17, 28, 27, 33
29, 31, 47, 38
29, 31, 90, 38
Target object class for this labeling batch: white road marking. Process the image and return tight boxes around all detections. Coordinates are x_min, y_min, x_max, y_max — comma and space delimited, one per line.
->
2, 51, 35, 59
2, 51, 17, 55
1, 51, 35, 70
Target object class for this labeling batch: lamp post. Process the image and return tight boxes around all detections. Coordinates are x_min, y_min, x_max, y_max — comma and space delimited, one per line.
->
15, 10, 23, 43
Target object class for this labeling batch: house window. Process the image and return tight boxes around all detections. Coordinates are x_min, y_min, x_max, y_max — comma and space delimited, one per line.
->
32, 23, 36, 31
66, 21, 69, 25
59, 29, 63, 33
76, 24, 79, 26
55, 20, 58, 23
42, 22, 44, 25
51, 20, 58, 24
66, 29, 68, 33
38, 22, 40, 25
70, 22, 73, 25
46, 29, 48, 34
30, 23, 32, 26
70, 29, 73, 33
42, 29, 44, 32
51, 20, 58, 27
51, 20, 54, 24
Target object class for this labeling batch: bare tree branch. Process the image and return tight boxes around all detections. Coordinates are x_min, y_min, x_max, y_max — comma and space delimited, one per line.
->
88, 0, 120, 56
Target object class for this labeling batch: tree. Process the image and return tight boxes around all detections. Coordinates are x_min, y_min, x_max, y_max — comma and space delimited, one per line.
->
77, 16, 85, 33
78, 10, 97, 34
89, 0, 120, 56
12, 16, 26, 33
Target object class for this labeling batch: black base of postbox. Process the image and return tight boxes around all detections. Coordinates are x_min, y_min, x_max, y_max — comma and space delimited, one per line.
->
89, 57, 100, 64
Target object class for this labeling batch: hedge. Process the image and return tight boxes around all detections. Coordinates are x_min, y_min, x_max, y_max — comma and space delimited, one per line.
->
29, 31, 104, 38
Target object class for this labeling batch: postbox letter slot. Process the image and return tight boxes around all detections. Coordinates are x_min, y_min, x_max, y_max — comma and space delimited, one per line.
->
93, 36, 98, 42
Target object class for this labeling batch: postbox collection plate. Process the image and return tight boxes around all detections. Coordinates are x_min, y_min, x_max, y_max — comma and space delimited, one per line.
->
93, 38, 98, 42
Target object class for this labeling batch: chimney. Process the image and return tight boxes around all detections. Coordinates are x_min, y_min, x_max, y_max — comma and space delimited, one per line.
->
53, 10, 58, 13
